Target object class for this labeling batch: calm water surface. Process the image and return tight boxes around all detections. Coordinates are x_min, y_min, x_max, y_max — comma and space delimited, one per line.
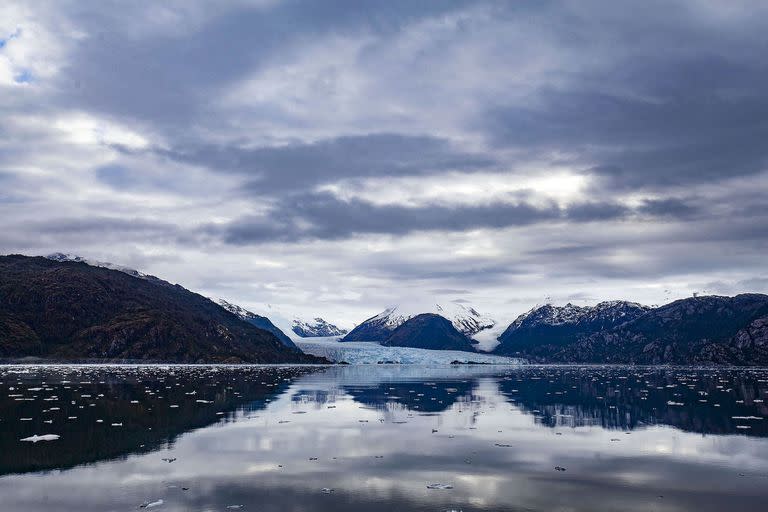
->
1, 364, 767, 511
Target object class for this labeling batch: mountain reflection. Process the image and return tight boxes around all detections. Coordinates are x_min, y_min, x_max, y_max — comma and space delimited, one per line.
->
297, 366, 768, 436
497, 367, 768, 436
0, 365, 318, 475
2, 364, 768, 480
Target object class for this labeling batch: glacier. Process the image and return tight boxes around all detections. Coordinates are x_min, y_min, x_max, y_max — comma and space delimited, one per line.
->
295, 337, 523, 365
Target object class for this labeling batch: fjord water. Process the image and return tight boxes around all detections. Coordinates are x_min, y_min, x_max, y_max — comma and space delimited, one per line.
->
1, 365, 767, 511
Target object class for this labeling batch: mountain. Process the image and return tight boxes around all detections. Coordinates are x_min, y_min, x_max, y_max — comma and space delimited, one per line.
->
553, 294, 768, 365
291, 317, 347, 337
342, 302, 494, 342
229, 302, 347, 339
0, 255, 324, 363
216, 299, 298, 349
382, 313, 477, 352
46, 252, 161, 282
46, 254, 346, 344
494, 301, 651, 358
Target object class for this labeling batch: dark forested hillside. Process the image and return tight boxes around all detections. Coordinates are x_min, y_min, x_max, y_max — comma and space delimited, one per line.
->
0, 255, 324, 363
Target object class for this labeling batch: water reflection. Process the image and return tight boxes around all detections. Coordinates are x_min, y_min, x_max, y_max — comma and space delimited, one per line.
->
0, 365, 316, 474
0, 364, 767, 512
496, 366, 768, 436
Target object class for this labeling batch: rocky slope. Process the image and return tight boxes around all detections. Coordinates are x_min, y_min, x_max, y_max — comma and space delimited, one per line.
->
342, 302, 494, 342
494, 301, 650, 357
555, 294, 768, 364
0, 255, 324, 363
382, 313, 477, 352
216, 299, 298, 349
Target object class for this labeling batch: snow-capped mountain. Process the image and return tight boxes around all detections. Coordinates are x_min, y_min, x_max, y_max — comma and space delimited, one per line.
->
342, 302, 495, 342
494, 300, 651, 356
291, 317, 347, 337
227, 303, 348, 340
46, 253, 159, 281
383, 313, 476, 352
504, 301, 651, 331
216, 299, 298, 349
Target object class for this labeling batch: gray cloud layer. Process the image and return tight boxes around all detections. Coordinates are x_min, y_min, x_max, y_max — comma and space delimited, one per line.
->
1, 0, 767, 323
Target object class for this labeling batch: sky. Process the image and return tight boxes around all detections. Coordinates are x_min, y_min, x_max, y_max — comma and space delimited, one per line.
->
1, 0, 768, 328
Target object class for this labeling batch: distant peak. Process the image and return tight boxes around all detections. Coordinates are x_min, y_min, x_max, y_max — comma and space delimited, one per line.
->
291, 317, 348, 337
350, 301, 495, 338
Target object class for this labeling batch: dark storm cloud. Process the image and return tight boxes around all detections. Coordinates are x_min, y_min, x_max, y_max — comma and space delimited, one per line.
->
211, 192, 644, 243
564, 202, 629, 222
216, 194, 544, 244
217, 199, 557, 243
155, 134, 495, 191
637, 198, 701, 219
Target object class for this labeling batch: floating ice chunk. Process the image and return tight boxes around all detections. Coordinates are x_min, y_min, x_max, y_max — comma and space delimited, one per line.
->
20, 434, 60, 442
139, 499, 164, 508
426, 483, 453, 489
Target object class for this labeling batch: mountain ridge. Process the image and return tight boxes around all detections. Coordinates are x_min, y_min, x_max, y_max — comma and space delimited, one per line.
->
494, 300, 651, 357
494, 294, 768, 364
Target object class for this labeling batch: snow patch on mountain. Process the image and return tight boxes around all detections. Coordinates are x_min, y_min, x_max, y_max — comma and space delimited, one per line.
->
508, 300, 651, 330
470, 322, 507, 352
228, 303, 348, 340
215, 298, 298, 349
292, 317, 347, 337
216, 298, 259, 321
344, 301, 495, 342
46, 253, 158, 281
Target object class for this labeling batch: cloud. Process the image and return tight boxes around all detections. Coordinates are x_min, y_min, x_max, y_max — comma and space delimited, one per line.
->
637, 198, 701, 219
208, 191, 647, 243
156, 133, 495, 192
1, 0, 767, 325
